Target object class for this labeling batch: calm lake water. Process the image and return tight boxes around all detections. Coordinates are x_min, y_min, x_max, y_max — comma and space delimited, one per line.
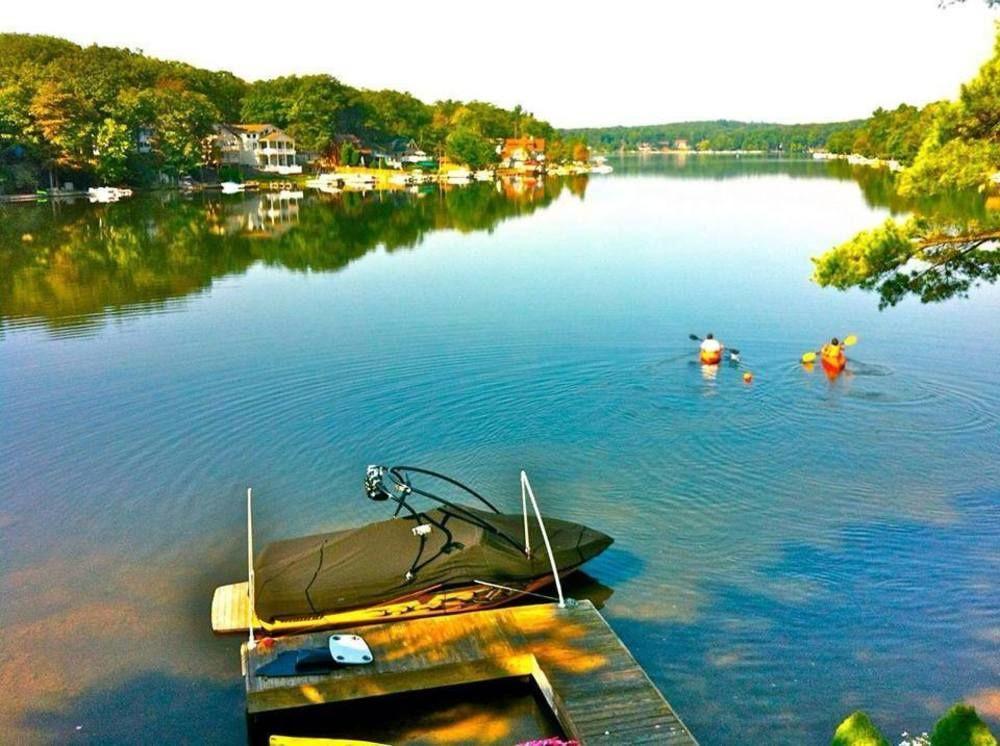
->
1, 156, 998, 745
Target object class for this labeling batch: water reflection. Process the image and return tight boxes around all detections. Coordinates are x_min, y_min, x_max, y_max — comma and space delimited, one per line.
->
609, 153, 856, 180
3, 159, 991, 336
0, 178, 569, 336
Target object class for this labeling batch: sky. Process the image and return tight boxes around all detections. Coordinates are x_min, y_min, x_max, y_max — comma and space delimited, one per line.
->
4, 0, 999, 128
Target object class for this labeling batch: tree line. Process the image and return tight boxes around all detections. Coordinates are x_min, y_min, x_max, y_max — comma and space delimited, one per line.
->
559, 120, 864, 153
0, 34, 576, 192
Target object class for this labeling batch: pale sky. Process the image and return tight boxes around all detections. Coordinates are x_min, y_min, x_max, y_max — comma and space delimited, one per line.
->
4, 0, 998, 127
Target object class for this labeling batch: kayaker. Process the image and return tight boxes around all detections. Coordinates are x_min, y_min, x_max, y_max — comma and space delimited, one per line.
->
821, 337, 846, 371
700, 333, 723, 365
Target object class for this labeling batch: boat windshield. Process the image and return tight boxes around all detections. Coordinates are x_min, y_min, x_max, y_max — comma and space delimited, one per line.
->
364, 465, 522, 552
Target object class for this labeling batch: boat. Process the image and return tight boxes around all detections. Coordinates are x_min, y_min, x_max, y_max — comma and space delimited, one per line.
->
220, 181, 245, 194
87, 186, 133, 203
443, 167, 472, 183
590, 163, 613, 175
343, 172, 376, 189
473, 169, 494, 182
821, 353, 847, 374
212, 465, 613, 636
306, 173, 343, 190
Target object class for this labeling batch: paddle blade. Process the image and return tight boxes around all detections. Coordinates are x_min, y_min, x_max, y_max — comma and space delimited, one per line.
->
843, 334, 858, 347
801, 351, 817, 364
688, 334, 701, 341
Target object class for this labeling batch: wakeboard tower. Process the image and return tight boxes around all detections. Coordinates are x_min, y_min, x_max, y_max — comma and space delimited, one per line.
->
211, 465, 613, 636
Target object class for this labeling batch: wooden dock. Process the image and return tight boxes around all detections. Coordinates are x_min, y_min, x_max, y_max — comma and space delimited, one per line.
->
242, 600, 697, 744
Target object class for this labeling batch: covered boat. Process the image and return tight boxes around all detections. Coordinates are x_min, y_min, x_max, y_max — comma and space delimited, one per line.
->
212, 466, 613, 635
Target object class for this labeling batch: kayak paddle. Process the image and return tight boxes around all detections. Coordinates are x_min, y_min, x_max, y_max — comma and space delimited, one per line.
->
801, 334, 857, 363
689, 334, 740, 356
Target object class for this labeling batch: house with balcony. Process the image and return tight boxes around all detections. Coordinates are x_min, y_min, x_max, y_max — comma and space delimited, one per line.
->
212, 124, 302, 175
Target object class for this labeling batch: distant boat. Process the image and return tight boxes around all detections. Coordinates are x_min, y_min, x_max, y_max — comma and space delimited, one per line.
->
306, 173, 343, 190
474, 169, 494, 181
343, 173, 376, 189
444, 168, 472, 183
220, 181, 245, 194
87, 186, 132, 203
590, 163, 613, 175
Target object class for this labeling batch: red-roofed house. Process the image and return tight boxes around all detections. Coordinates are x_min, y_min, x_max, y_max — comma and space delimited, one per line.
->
500, 137, 546, 171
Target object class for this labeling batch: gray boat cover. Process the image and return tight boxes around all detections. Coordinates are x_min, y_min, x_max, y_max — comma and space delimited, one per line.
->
253, 507, 612, 622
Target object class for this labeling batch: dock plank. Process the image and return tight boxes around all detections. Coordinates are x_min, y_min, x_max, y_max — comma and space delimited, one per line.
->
241, 601, 696, 744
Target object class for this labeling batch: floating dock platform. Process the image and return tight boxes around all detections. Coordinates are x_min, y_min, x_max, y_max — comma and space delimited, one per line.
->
242, 600, 697, 744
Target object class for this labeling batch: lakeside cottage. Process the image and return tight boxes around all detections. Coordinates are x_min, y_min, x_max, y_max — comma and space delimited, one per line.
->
397, 138, 430, 165
500, 136, 546, 171
212, 124, 302, 175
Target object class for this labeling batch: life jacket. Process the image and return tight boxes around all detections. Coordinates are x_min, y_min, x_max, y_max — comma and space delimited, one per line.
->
821, 344, 846, 370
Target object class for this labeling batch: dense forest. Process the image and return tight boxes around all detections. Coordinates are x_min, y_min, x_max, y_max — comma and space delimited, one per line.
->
559, 120, 864, 153
0, 34, 563, 192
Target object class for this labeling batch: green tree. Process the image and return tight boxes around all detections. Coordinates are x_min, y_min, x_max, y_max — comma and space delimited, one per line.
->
930, 704, 997, 746
93, 118, 132, 183
360, 88, 431, 141
815, 24, 1000, 306
141, 87, 218, 177
240, 77, 291, 127
28, 80, 96, 185
445, 127, 496, 169
831, 712, 890, 746
339, 139, 359, 166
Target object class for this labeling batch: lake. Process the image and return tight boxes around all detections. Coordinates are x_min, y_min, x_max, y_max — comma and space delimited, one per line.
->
1, 156, 998, 745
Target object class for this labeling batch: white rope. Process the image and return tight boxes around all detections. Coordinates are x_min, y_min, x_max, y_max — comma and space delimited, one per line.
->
520, 470, 566, 608
473, 579, 574, 605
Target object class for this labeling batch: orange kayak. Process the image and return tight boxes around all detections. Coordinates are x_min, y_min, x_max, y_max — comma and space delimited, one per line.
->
700, 350, 722, 365
821, 355, 846, 373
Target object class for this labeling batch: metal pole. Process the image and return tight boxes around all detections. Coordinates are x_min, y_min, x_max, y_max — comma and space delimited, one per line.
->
247, 487, 256, 649
520, 471, 565, 608
521, 477, 531, 555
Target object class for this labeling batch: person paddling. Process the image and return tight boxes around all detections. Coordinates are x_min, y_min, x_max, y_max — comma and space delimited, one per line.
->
820, 337, 846, 372
699, 333, 723, 365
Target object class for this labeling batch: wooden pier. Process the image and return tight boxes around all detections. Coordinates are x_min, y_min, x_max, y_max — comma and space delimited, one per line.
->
242, 600, 697, 744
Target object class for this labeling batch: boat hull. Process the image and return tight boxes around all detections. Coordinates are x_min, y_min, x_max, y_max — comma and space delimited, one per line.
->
212, 571, 575, 636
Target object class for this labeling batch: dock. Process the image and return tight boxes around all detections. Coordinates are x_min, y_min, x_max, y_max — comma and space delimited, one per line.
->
242, 600, 697, 744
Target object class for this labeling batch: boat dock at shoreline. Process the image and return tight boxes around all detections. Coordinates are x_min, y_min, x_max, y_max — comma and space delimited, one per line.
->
241, 600, 698, 745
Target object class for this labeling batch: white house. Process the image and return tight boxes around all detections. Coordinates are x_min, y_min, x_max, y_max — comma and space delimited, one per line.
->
213, 124, 302, 175
399, 139, 430, 165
